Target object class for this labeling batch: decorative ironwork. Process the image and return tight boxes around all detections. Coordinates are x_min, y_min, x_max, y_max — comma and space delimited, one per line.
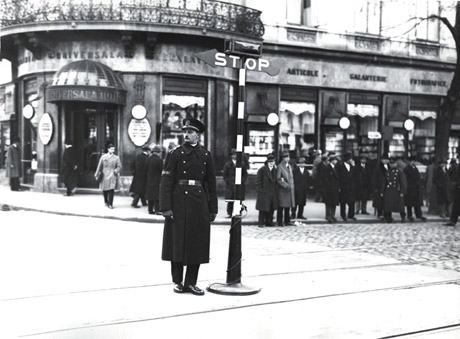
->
0, 0, 264, 38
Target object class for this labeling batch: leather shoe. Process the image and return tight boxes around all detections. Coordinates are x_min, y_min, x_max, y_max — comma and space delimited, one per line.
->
131, 204, 140, 208
184, 285, 205, 296
362, 211, 370, 215
408, 217, 414, 222
174, 283, 185, 293
419, 216, 427, 222
444, 222, 456, 226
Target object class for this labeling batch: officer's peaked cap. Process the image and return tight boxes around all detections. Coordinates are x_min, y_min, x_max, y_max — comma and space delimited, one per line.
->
182, 118, 206, 133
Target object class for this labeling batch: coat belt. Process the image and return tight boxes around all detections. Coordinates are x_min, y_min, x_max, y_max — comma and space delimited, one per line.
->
177, 179, 202, 186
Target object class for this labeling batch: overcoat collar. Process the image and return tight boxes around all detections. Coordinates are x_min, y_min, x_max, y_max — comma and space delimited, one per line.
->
182, 143, 201, 156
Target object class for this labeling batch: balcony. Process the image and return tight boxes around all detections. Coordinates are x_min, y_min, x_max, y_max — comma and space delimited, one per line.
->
0, 0, 264, 38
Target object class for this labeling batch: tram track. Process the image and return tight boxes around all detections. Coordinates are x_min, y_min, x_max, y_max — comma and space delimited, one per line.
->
377, 323, 460, 338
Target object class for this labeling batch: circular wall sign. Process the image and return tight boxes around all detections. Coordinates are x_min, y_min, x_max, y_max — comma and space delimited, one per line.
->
128, 118, 151, 146
23, 104, 35, 120
131, 105, 147, 120
266, 112, 279, 126
339, 116, 351, 130
39, 113, 53, 145
404, 118, 415, 131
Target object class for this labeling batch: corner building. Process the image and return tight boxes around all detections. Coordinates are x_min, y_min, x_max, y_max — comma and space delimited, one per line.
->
0, 0, 459, 194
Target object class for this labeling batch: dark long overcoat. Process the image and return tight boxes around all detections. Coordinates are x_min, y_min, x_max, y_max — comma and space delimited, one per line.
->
223, 159, 248, 200
145, 153, 163, 201
293, 166, 310, 206
404, 164, 423, 207
382, 167, 407, 212
6, 144, 20, 178
255, 164, 278, 212
354, 163, 371, 201
433, 166, 452, 205
160, 143, 217, 265
337, 162, 356, 204
372, 163, 387, 210
277, 162, 295, 208
60, 146, 78, 189
321, 164, 340, 205
130, 152, 149, 195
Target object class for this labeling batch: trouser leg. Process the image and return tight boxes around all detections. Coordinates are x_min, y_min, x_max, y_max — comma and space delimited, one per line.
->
340, 203, 346, 218
132, 194, 140, 206
414, 205, 423, 218
361, 200, 367, 213
348, 203, 355, 218
184, 264, 200, 286
277, 209, 283, 224
407, 206, 413, 218
171, 262, 184, 284
10, 177, 19, 191
103, 190, 109, 204
107, 189, 114, 206
141, 195, 147, 206
297, 205, 304, 218
148, 200, 154, 213
284, 208, 290, 224
267, 208, 274, 225
227, 202, 234, 216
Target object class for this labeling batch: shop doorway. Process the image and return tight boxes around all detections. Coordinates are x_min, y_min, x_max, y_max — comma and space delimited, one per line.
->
66, 103, 118, 188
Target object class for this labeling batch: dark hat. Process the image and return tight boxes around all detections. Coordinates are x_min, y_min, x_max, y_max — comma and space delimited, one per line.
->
327, 151, 336, 157
281, 150, 290, 158
107, 143, 115, 149
329, 155, 338, 161
229, 148, 236, 156
389, 157, 397, 163
182, 118, 206, 133
344, 152, 352, 161
142, 144, 151, 151
11, 136, 21, 143
359, 154, 368, 160
151, 145, 163, 153
64, 138, 72, 145
267, 154, 275, 161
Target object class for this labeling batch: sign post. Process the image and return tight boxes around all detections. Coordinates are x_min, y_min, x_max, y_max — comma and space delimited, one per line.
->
196, 41, 279, 295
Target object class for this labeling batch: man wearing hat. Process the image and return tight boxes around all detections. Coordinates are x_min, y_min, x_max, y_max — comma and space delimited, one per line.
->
223, 148, 248, 218
372, 154, 390, 220
60, 138, 78, 196
404, 156, 427, 222
355, 154, 372, 215
381, 157, 407, 223
433, 158, 451, 220
129, 144, 151, 208
145, 144, 164, 215
6, 136, 21, 191
337, 152, 357, 221
321, 154, 340, 223
160, 118, 217, 295
276, 150, 295, 226
256, 154, 278, 227
445, 155, 460, 226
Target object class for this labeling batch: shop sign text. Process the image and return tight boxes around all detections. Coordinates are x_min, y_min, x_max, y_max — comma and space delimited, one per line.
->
350, 74, 387, 82
47, 87, 126, 105
287, 68, 319, 77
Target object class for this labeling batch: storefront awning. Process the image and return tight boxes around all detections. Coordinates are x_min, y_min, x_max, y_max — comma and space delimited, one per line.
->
47, 60, 126, 105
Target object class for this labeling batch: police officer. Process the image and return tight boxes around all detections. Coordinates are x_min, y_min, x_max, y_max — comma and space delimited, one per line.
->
160, 118, 218, 296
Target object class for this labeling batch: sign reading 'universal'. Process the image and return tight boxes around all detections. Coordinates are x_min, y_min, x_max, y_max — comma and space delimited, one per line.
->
47, 86, 126, 104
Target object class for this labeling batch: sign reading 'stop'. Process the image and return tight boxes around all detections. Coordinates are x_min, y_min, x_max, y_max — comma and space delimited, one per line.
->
195, 49, 280, 76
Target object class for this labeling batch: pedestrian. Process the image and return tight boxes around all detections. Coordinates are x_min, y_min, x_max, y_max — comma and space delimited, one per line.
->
372, 155, 390, 220
60, 138, 78, 196
255, 154, 278, 227
223, 148, 248, 218
404, 156, 427, 222
337, 152, 357, 221
94, 143, 121, 209
433, 158, 451, 219
276, 150, 295, 226
130, 144, 150, 208
354, 154, 372, 215
311, 150, 323, 202
425, 157, 438, 214
291, 155, 311, 220
382, 157, 407, 223
160, 117, 217, 296
445, 156, 460, 226
6, 136, 21, 191
145, 144, 163, 215
321, 155, 340, 223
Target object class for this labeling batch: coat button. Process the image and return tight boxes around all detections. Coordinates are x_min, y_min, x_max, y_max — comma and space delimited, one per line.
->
183, 171, 186, 173
183, 160, 186, 163
185, 191, 188, 194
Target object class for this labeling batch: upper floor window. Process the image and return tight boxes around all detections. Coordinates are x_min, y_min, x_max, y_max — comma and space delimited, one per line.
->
354, 0, 381, 35
416, 0, 440, 42
287, 0, 314, 26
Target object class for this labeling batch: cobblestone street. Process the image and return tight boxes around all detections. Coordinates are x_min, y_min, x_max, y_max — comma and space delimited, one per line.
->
237, 221, 460, 273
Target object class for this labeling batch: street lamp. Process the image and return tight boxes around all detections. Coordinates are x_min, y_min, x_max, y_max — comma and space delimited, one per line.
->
404, 118, 415, 131
339, 116, 350, 130
266, 112, 279, 126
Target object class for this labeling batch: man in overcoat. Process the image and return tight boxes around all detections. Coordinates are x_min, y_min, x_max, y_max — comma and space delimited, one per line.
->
292, 156, 310, 220
372, 155, 390, 220
223, 148, 248, 218
382, 157, 407, 223
60, 139, 79, 196
445, 156, 460, 226
321, 155, 340, 223
256, 154, 278, 227
404, 156, 427, 222
145, 144, 163, 215
160, 118, 217, 295
6, 136, 21, 191
433, 158, 451, 219
354, 154, 372, 215
276, 150, 295, 226
130, 144, 150, 208
337, 152, 357, 221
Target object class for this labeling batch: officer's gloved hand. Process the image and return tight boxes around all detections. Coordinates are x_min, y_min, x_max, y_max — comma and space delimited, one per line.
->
209, 213, 217, 222
163, 210, 173, 219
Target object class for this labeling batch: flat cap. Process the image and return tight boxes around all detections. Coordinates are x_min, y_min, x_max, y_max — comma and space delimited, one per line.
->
182, 118, 206, 133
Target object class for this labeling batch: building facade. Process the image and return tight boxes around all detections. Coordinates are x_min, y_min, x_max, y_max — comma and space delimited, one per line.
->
1, 0, 459, 193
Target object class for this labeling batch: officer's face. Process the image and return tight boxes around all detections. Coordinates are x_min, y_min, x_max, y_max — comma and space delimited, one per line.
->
183, 129, 200, 144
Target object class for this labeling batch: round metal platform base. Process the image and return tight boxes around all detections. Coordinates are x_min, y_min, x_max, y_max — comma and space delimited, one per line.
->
207, 282, 261, 296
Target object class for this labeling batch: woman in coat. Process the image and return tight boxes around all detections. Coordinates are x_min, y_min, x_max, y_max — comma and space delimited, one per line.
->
256, 154, 278, 227
94, 143, 122, 209
276, 151, 295, 226
145, 145, 164, 215
433, 158, 451, 218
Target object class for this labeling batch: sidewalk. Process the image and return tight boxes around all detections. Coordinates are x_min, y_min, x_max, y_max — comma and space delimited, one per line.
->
0, 185, 441, 225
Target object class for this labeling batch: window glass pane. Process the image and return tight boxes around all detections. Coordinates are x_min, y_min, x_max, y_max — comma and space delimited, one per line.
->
161, 94, 205, 150
247, 128, 276, 175
287, 0, 302, 24
354, 0, 380, 34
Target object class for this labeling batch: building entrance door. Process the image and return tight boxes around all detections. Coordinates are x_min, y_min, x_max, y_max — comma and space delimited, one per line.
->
66, 103, 117, 188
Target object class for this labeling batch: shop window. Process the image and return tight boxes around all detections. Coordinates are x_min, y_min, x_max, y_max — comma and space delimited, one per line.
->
161, 94, 205, 151
279, 101, 316, 156
247, 127, 276, 175
449, 136, 459, 161
409, 110, 436, 161
354, 0, 381, 35
287, 0, 314, 26
389, 132, 406, 158
347, 103, 379, 158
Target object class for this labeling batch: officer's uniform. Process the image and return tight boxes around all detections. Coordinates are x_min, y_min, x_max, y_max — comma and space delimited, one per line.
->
160, 118, 217, 289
